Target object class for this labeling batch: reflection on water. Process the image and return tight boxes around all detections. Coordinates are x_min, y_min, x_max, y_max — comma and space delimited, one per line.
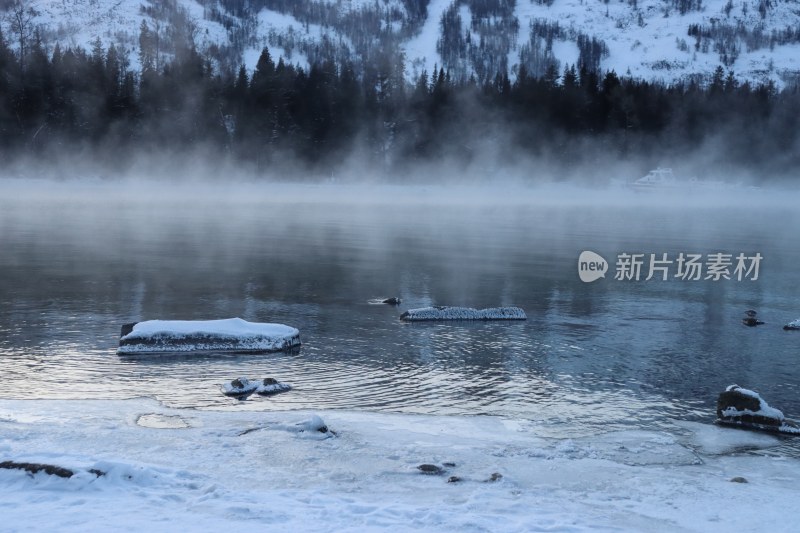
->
1, 185, 800, 439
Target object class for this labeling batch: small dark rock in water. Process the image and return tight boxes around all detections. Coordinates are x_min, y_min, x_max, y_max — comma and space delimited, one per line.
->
730, 476, 748, 483
742, 317, 764, 327
442, 462, 456, 467
417, 464, 445, 475
447, 476, 461, 483
120, 322, 137, 338
382, 297, 401, 305
486, 472, 503, 483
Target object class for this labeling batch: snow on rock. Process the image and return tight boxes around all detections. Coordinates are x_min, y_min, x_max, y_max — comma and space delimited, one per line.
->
220, 377, 260, 397
716, 384, 800, 435
291, 414, 335, 438
255, 378, 292, 396
400, 306, 527, 321
117, 318, 301, 354
783, 318, 800, 331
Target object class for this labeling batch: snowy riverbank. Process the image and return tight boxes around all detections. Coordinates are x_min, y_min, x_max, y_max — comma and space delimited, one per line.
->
1, 399, 798, 532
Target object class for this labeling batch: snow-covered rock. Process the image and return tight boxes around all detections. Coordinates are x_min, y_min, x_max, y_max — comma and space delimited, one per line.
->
716, 385, 800, 435
783, 318, 800, 331
400, 306, 527, 321
220, 377, 260, 398
117, 318, 301, 354
255, 378, 292, 396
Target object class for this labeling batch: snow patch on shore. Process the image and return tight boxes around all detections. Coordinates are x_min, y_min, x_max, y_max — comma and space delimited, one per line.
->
1, 398, 798, 531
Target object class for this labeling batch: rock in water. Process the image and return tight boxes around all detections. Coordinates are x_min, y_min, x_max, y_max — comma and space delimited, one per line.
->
255, 377, 292, 396
221, 377, 259, 398
117, 318, 301, 354
783, 318, 800, 331
716, 385, 800, 435
742, 310, 764, 327
400, 306, 527, 322
382, 297, 401, 305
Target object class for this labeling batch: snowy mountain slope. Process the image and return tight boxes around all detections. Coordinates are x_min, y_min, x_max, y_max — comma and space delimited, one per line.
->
3, 0, 799, 87
511, 0, 800, 86
13, 0, 228, 71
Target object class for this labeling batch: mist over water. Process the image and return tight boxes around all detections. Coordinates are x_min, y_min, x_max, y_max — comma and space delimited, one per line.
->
1, 179, 799, 440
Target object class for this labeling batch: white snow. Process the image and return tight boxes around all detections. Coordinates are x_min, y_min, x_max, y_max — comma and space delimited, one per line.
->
511, 0, 800, 87
118, 318, 301, 354
1, 398, 799, 531
18, 0, 228, 73
400, 306, 527, 321
785, 318, 800, 329
404, 0, 452, 77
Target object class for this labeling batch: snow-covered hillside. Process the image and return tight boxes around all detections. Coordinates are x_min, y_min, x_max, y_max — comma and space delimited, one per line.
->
3, 0, 799, 87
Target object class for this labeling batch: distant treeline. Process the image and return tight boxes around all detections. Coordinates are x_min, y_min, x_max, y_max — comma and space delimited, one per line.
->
0, 28, 799, 178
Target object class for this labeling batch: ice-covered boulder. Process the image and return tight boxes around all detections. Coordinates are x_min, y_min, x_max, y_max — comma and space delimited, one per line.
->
399, 306, 527, 322
256, 378, 292, 396
783, 319, 800, 331
221, 377, 259, 398
716, 385, 800, 435
117, 318, 301, 354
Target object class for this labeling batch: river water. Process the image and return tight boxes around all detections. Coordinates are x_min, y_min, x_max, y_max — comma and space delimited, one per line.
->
1, 181, 798, 439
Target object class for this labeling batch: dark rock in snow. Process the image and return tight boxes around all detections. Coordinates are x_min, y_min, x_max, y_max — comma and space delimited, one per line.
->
730, 476, 748, 483
0, 461, 105, 479
417, 464, 445, 475
486, 472, 503, 483
447, 476, 462, 483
